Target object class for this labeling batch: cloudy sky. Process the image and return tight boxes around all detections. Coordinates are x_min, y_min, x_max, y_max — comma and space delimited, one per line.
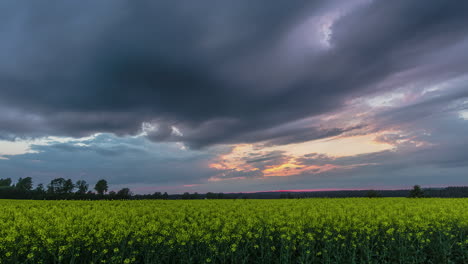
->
1, 0, 467, 193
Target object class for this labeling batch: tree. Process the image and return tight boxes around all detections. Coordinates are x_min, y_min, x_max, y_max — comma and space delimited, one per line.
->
94, 179, 108, 195
75, 180, 89, 194
35, 184, 45, 194
63, 179, 75, 194
408, 185, 425, 198
0, 178, 12, 187
162, 192, 169, 200
48, 178, 67, 194
117, 188, 132, 199
366, 190, 381, 198
108, 191, 117, 199
16, 177, 33, 192
182, 192, 191, 199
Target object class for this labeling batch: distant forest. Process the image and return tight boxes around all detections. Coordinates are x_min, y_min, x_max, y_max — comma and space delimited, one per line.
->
0, 177, 467, 200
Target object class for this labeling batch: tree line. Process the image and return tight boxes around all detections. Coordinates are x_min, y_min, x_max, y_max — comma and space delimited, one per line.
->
1, 177, 467, 200
0, 177, 136, 200
277, 185, 468, 199
0, 177, 227, 200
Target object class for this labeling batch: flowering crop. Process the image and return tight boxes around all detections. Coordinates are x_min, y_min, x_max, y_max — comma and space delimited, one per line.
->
0, 198, 466, 263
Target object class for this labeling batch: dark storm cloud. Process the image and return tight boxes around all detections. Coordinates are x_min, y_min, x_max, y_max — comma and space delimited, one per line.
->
45, 142, 146, 157
261, 125, 366, 146
168, 122, 363, 149
1, 0, 468, 148
0, 109, 150, 139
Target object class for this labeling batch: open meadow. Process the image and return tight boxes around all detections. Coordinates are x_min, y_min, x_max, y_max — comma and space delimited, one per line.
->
0, 198, 467, 264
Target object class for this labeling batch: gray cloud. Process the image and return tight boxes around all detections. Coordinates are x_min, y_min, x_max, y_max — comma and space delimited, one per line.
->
245, 151, 289, 165
0, 134, 216, 188
0, 0, 467, 148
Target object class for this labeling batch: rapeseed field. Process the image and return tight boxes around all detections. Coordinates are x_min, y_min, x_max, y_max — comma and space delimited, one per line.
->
0, 198, 466, 263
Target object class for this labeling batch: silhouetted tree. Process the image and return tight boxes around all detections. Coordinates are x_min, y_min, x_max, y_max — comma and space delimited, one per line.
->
75, 180, 89, 194
442, 186, 468, 197
63, 179, 75, 194
16, 177, 33, 192
205, 192, 225, 199
30, 184, 44, 199
48, 178, 67, 194
408, 185, 425, 198
162, 192, 169, 200
182, 192, 191, 199
0, 178, 12, 187
152, 192, 162, 199
117, 188, 132, 199
35, 184, 46, 194
94, 179, 108, 195
108, 191, 117, 199
366, 190, 381, 198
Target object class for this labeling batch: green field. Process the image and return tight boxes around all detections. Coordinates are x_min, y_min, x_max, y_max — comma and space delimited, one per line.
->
0, 198, 467, 264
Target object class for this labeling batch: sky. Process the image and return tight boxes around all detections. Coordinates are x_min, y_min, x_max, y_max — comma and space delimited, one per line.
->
0, 0, 467, 194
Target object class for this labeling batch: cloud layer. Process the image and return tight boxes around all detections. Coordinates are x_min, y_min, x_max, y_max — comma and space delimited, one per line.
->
1, 0, 467, 148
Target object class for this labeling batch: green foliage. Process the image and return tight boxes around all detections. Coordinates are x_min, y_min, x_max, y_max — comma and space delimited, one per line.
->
0, 178, 12, 187
182, 192, 191, 199
15, 177, 33, 192
0, 198, 466, 264
94, 179, 108, 195
366, 190, 381, 198
35, 184, 45, 194
47, 178, 69, 194
409, 185, 425, 198
47, 178, 62, 194
117, 188, 132, 199
63, 179, 75, 194
75, 180, 89, 194
205, 192, 225, 199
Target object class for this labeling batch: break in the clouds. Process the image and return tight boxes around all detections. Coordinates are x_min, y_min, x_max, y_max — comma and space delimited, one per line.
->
0, 0, 467, 192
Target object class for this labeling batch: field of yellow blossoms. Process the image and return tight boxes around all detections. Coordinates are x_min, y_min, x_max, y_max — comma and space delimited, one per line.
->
0, 198, 467, 263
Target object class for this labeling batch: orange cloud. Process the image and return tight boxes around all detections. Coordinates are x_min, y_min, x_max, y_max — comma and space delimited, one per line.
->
206, 130, 418, 179
208, 144, 259, 172
262, 161, 338, 177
